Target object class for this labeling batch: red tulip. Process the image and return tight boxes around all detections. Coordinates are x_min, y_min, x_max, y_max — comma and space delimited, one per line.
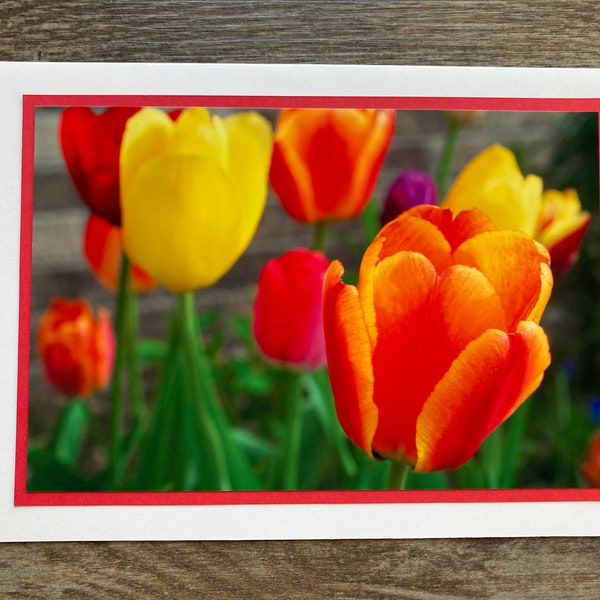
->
269, 108, 395, 223
37, 298, 115, 397
59, 107, 140, 225
83, 214, 155, 293
581, 431, 600, 487
323, 205, 553, 472
253, 248, 329, 370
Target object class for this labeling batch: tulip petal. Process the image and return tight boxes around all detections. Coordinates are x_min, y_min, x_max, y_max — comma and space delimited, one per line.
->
443, 145, 543, 237
369, 251, 438, 463
435, 264, 508, 360
302, 110, 373, 218
323, 260, 378, 457
94, 308, 116, 388
414, 321, 550, 472
122, 153, 242, 292
375, 213, 454, 274
84, 214, 155, 293
83, 214, 122, 291
349, 110, 395, 217
60, 107, 139, 225
270, 139, 317, 222
169, 108, 229, 169
120, 107, 174, 201
369, 258, 507, 464
454, 230, 551, 329
223, 112, 273, 253
37, 299, 114, 397
253, 249, 328, 370
270, 109, 393, 222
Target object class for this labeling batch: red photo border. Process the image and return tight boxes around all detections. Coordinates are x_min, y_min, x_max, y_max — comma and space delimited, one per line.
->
15, 93, 600, 507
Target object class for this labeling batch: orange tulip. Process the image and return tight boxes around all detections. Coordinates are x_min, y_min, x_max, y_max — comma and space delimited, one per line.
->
323, 205, 553, 472
37, 298, 115, 397
269, 108, 395, 223
83, 214, 155, 293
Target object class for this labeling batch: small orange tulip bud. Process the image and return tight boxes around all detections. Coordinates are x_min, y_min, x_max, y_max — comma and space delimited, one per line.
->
37, 298, 115, 397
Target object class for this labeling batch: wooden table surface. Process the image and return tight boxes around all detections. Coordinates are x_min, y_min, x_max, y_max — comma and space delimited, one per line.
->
3, 1, 600, 597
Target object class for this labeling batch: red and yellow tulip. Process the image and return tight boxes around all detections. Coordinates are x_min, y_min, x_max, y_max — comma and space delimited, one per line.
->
37, 298, 115, 397
442, 145, 590, 276
269, 108, 395, 223
253, 248, 329, 371
323, 205, 552, 472
536, 188, 592, 277
120, 107, 273, 293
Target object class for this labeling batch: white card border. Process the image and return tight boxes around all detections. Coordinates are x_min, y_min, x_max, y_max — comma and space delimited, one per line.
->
3, 62, 600, 541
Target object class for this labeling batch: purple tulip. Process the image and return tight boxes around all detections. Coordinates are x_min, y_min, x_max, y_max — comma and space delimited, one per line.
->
380, 170, 437, 226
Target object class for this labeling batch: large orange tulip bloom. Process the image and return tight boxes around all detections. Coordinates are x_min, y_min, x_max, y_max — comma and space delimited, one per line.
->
269, 108, 395, 223
323, 205, 553, 472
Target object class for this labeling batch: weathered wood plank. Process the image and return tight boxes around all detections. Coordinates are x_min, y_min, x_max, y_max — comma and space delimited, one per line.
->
3, 1, 600, 597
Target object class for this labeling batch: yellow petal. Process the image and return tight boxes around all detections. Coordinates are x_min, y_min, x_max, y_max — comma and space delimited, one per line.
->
536, 188, 591, 248
442, 145, 542, 236
122, 153, 242, 292
120, 108, 174, 201
222, 112, 273, 254
170, 108, 228, 169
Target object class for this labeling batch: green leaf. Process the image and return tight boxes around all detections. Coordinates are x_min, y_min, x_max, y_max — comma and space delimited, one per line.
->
27, 447, 91, 492
497, 401, 531, 488
134, 338, 168, 363
50, 400, 91, 469
361, 197, 381, 244
233, 428, 277, 461
405, 469, 449, 491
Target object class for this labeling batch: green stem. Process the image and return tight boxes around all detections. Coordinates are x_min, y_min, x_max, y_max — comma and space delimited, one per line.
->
435, 118, 461, 197
125, 287, 145, 426
386, 459, 410, 491
481, 426, 503, 489
282, 372, 304, 490
313, 221, 329, 252
178, 292, 231, 491
108, 251, 131, 487
312, 369, 357, 478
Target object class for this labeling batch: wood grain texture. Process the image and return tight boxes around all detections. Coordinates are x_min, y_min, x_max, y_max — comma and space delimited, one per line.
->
3, 1, 600, 597
1, 0, 600, 67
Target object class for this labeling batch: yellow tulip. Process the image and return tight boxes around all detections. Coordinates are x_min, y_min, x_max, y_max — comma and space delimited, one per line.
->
120, 107, 273, 292
442, 145, 591, 277
442, 144, 543, 237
